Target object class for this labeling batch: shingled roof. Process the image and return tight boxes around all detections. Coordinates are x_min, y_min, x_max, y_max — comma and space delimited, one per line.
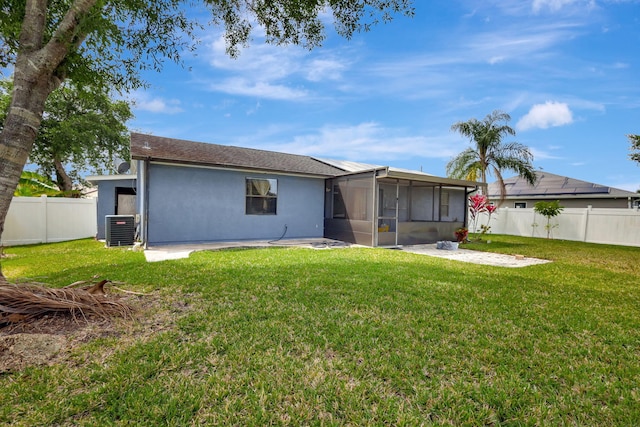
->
488, 171, 637, 198
130, 133, 346, 177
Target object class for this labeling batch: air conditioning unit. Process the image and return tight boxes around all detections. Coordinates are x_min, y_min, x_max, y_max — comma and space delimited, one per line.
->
105, 215, 135, 247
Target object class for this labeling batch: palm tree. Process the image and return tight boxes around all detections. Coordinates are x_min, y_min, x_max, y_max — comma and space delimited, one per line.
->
447, 110, 537, 203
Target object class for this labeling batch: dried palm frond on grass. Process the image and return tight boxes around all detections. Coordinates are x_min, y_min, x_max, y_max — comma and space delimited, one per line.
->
0, 280, 133, 325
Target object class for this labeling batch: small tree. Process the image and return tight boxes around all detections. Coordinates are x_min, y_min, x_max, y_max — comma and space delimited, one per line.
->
629, 134, 640, 165
1, 79, 133, 194
533, 200, 564, 239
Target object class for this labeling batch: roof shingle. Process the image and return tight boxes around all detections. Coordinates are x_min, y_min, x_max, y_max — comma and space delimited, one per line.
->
130, 133, 345, 177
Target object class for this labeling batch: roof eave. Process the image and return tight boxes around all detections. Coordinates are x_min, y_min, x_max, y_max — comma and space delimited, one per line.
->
378, 168, 479, 187
134, 157, 337, 179
86, 174, 136, 184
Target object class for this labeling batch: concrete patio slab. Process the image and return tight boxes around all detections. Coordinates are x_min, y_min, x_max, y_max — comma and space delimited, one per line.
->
142, 238, 350, 262
399, 244, 551, 268
142, 239, 550, 268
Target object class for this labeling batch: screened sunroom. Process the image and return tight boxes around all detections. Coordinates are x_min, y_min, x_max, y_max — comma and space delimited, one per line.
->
324, 167, 478, 247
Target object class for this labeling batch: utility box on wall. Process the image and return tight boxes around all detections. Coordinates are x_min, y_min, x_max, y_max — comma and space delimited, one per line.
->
105, 215, 135, 247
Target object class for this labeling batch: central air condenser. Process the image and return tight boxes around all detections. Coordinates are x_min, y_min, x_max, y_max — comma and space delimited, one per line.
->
105, 215, 135, 247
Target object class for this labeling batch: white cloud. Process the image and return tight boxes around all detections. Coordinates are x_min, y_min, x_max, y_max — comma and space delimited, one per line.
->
364, 21, 581, 94
533, 0, 575, 12
306, 58, 346, 81
532, 0, 596, 13
201, 34, 351, 99
131, 92, 183, 114
517, 101, 573, 130
246, 101, 261, 115
465, 23, 581, 64
208, 36, 303, 80
209, 78, 308, 100
530, 146, 562, 160
488, 56, 506, 64
262, 122, 461, 164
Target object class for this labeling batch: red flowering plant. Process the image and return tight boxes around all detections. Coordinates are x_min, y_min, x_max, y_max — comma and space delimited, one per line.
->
468, 194, 498, 240
468, 194, 487, 236
480, 203, 498, 236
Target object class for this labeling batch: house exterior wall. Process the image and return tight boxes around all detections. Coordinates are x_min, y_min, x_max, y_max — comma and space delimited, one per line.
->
95, 178, 137, 239
144, 163, 325, 245
442, 188, 467, 222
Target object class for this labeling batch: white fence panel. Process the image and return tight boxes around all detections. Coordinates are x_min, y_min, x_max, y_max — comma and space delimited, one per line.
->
583, 208, 640, 246
1, 196, 97, 246
553, 209, 586, 241
475, 207, 640, 247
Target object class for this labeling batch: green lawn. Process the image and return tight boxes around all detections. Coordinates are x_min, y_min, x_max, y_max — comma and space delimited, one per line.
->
1, 236, 639, 426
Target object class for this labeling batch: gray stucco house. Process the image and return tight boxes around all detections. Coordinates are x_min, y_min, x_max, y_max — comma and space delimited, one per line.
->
90, 133, 479, 247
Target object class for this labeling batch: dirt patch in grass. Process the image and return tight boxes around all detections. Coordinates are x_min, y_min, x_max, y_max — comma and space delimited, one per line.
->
0, 292, 193, 373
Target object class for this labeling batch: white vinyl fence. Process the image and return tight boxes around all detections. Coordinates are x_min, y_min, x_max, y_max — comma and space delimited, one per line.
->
1, 196, 97, 246
474, 207, 640, 247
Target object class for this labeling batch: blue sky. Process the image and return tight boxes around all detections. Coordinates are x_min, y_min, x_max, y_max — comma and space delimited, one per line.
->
129, 0, 640, 192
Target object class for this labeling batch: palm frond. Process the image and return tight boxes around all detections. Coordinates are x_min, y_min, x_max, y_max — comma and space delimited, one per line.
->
0, 282, 132, 323
15, 171, 63, 197
446, 148, 481, 181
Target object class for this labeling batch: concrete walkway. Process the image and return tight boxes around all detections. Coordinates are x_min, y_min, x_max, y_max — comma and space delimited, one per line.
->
142, 238, 350, 262
399, 244, 551, 268
142, 239, 550, 268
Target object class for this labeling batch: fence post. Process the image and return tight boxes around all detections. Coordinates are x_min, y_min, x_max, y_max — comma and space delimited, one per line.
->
40, 195, 48, 244
582, 205, 592, 242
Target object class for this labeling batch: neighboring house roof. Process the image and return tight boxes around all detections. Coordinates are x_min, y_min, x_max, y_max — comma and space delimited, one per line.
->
488, 171, 638, 199
130, 132, 345, 177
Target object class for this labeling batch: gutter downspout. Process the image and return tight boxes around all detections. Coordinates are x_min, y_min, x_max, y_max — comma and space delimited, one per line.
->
142, 158, 150, 249
464, 186, 479, 228
372, 170, 378, 247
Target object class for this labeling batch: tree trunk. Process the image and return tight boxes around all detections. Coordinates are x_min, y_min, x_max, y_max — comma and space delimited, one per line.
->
53, 157, 73, 194
0, 71, 55, 279
0, 0, 98, 279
